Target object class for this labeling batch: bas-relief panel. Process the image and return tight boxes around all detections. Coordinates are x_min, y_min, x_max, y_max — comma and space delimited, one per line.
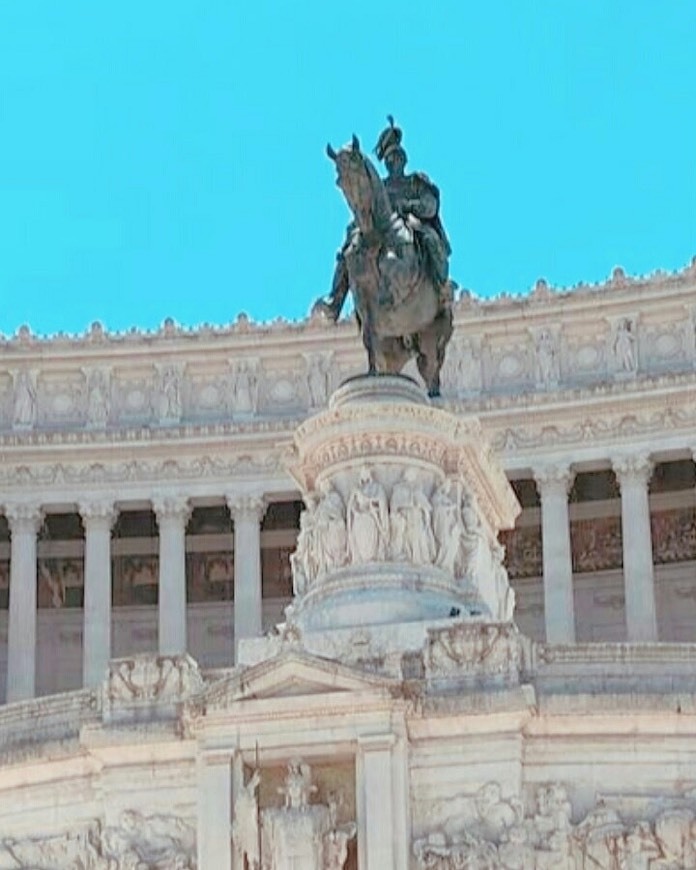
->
0, 810, 196, 869
413, 780, 696, 869
186, 552, 234, 603
651, 507, 696, 564
112, 555, 159, 607
570, 517, 623, 574
500, 527, 542, 580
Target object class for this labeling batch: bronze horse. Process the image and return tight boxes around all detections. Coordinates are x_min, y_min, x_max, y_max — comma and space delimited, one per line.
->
319, 135, 452, 397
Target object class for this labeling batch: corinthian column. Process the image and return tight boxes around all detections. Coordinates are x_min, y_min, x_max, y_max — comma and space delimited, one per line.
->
534, 464, 576, 644
153, 495, 191, 656
79, 499, 117, 688
5, 504, 43, 702
612, 453, 658, 642
227, 494, 266, 660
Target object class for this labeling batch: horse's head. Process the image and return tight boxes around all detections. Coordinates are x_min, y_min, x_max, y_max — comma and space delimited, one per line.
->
326, 135, 391, 235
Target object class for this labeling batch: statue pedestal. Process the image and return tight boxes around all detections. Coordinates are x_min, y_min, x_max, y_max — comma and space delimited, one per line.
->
284, 375, 520, 634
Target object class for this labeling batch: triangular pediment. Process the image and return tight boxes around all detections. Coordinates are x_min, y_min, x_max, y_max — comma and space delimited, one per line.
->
203, 649, 398, 708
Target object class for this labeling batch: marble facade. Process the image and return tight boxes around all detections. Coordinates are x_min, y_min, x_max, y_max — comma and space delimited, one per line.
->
0, 261, 696, 867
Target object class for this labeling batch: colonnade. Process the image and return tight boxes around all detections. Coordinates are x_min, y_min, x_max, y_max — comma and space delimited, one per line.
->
1, 494, 268, 703
0, 448, 689, 702
534, 451, 661, 644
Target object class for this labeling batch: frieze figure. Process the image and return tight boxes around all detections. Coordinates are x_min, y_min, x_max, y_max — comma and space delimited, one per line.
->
534, 328, 558, 386
306, 353, 331, 408
432, 480, 463, 573
314, 480, 348, 574
613, 317, 637, 373
347, 467, 389, 563
85, 368, 110, 427
291, 504, 318, 595
12, 369, 37, 429
389, 468, 435, 565
157, 365, 183, 422
230, 359, 259, 414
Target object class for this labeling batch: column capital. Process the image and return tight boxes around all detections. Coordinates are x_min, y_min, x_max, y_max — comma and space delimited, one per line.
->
227, 493, 267, 523
533, 463, 575, 497
152, 494, 192, 524
4, 502, 43, 533
611, 452, 653, 487
79, 499, 118, 527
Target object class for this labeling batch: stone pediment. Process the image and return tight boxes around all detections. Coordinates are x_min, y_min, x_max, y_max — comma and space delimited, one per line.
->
203, 650, 398, 707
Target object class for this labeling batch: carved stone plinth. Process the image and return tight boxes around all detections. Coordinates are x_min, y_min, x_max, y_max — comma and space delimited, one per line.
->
101, 653, 204, 724
285, 375, 520, 632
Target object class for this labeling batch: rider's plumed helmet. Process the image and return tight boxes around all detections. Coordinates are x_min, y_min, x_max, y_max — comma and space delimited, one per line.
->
375, 115, 405, 161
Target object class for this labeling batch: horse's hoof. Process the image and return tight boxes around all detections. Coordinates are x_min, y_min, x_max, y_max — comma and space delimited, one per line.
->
428, 388, 441, 399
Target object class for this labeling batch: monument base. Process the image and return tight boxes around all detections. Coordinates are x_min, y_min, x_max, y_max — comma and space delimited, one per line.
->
291, 562, 487, 632
286, 373, 520, 633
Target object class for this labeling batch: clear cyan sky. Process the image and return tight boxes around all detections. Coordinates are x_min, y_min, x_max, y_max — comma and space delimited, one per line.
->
0, 1, 694, 336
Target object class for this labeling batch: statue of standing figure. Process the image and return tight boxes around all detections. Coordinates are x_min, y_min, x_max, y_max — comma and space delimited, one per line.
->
314, 480, 348, 573
347, 467, 389, 563
389, 469, 436, 564
232, 769, 261, 870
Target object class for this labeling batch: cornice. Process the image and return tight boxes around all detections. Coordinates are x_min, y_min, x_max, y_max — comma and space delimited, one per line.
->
1, 257, 694, 350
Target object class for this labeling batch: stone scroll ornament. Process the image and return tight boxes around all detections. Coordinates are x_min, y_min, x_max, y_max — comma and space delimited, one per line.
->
414, 781, 696, 869
232, 759, 356, 870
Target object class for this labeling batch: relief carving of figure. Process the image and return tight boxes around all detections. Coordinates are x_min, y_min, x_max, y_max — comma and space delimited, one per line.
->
653, 808, 696, 867
450, 338, 482, 393
291, 504, 318, 595
158, 365, 182, 421
389, 469, 435, 565
86, 369, 110, 427
230, 360, 259, 414
347, 467, 389, 563
314, 480, 348, 573
474, 781, 522, 842
498, 825, 536, 869
620, 821, 661, 869
613, 318, 637, 372
306, 354, 331, 407
13, 369, 37, 428
39, 561, 65, 608
535, 328, 558, 386
457, 491, 484, 578
101, 809, 196, 869
432, 481, 466, 574
232, 769, 261, 870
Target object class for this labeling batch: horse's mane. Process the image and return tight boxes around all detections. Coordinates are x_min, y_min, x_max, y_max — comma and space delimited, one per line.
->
359, 152, 394, 231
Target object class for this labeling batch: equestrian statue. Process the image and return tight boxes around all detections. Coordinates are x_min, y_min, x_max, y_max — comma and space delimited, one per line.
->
313, 117, 453, 397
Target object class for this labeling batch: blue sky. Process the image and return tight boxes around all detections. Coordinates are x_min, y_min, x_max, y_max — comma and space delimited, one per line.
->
0, 1, 694, 335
